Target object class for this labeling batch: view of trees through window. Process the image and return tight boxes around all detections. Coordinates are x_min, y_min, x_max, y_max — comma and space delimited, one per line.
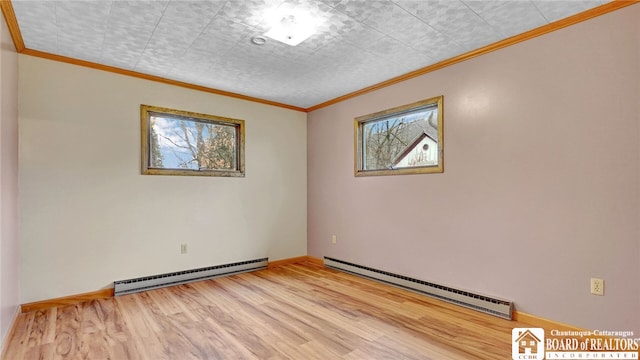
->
141, 105, 245, 177
355, 96, 443, 176
362, 105, 438, 170
149, 115, 237, 171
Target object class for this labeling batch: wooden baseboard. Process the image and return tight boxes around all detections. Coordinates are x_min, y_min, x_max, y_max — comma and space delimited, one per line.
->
267, 256, 310, 269
19, 256, 588, 339
305, 256, 324, 266
21, 288, 114, 313
513, 310, 586, 331
22, 256, 319, 311
268, 256, 324, 268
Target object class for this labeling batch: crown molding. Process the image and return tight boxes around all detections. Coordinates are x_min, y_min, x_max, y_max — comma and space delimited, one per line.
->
1, 0, 637, 113
306, 0, 639, 112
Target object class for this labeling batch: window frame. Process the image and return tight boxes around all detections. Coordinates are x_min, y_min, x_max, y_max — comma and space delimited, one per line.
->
140, 104, 245, 177
354, 96, 444, 177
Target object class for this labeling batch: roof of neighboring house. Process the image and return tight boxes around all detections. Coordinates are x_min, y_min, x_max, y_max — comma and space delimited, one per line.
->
363, 112, 438, 169
399, 114, 438, 141
391, 131, 438, 166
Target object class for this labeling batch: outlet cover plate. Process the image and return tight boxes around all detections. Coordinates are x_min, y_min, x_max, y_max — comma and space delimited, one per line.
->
590, 278, 604, 296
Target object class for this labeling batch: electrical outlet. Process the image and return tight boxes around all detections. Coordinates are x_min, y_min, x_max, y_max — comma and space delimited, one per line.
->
331, 235, 337, 244
590, 278, 604, 296
180, 243, 188, 254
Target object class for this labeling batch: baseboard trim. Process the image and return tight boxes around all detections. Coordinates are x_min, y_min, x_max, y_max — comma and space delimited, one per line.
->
513, 310, 586, 331
21, 288, 114, 313
267, 256, 324, 268
268, 256, 309, 268
18, 257, 588, 337
22, 256, 316, 311
305, 256, 324, 266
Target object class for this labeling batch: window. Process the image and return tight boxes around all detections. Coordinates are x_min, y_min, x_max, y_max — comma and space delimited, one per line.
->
355, 96, 443, 176
141, 104, 245, 177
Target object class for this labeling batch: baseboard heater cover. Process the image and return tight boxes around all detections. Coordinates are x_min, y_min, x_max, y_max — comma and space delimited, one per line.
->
114, 258, 268, 296
324, 257, 513, 320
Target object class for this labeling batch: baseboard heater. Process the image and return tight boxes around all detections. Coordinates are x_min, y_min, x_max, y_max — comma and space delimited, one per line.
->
114, 258, 268, 296
324, 257, 513, 320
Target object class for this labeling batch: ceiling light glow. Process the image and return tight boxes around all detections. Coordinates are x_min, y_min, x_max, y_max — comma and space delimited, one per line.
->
264, 13, 316, 46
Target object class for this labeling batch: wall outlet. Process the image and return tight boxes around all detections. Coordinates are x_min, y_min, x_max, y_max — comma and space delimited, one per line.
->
180, 243, 188, 254
590, 278, 604, 296
331, 235, 337, 244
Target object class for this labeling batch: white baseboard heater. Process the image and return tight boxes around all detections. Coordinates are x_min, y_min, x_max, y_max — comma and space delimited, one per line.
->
114, 258, 268, 296
324, 257, 513, 320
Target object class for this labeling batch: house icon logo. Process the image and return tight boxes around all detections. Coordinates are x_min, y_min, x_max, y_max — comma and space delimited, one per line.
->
512, 328, 545, 359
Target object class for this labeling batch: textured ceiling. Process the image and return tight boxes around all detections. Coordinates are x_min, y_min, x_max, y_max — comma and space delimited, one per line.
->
12, 0, 607, 109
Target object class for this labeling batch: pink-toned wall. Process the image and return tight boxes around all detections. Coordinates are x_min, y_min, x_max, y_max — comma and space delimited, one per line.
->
0, 11, 19, 348
308, 4, 640, 333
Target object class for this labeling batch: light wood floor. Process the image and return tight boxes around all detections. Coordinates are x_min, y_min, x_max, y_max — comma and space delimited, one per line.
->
4, 260, 535, 359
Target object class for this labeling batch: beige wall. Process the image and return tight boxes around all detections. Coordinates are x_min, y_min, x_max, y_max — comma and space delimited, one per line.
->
308, 5, 640, 332
19, 56, 307, 303
10, 1, 640, 335
0, 11, 19, 347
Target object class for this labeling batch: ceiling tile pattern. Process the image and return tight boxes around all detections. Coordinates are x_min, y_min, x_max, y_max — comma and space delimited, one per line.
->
12, 0, 607, 108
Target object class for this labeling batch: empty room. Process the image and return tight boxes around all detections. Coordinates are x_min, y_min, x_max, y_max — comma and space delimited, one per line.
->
1, 1, 639, 359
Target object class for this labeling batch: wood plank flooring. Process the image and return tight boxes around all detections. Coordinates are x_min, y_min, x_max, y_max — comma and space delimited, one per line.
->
4, 260, 536, 359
